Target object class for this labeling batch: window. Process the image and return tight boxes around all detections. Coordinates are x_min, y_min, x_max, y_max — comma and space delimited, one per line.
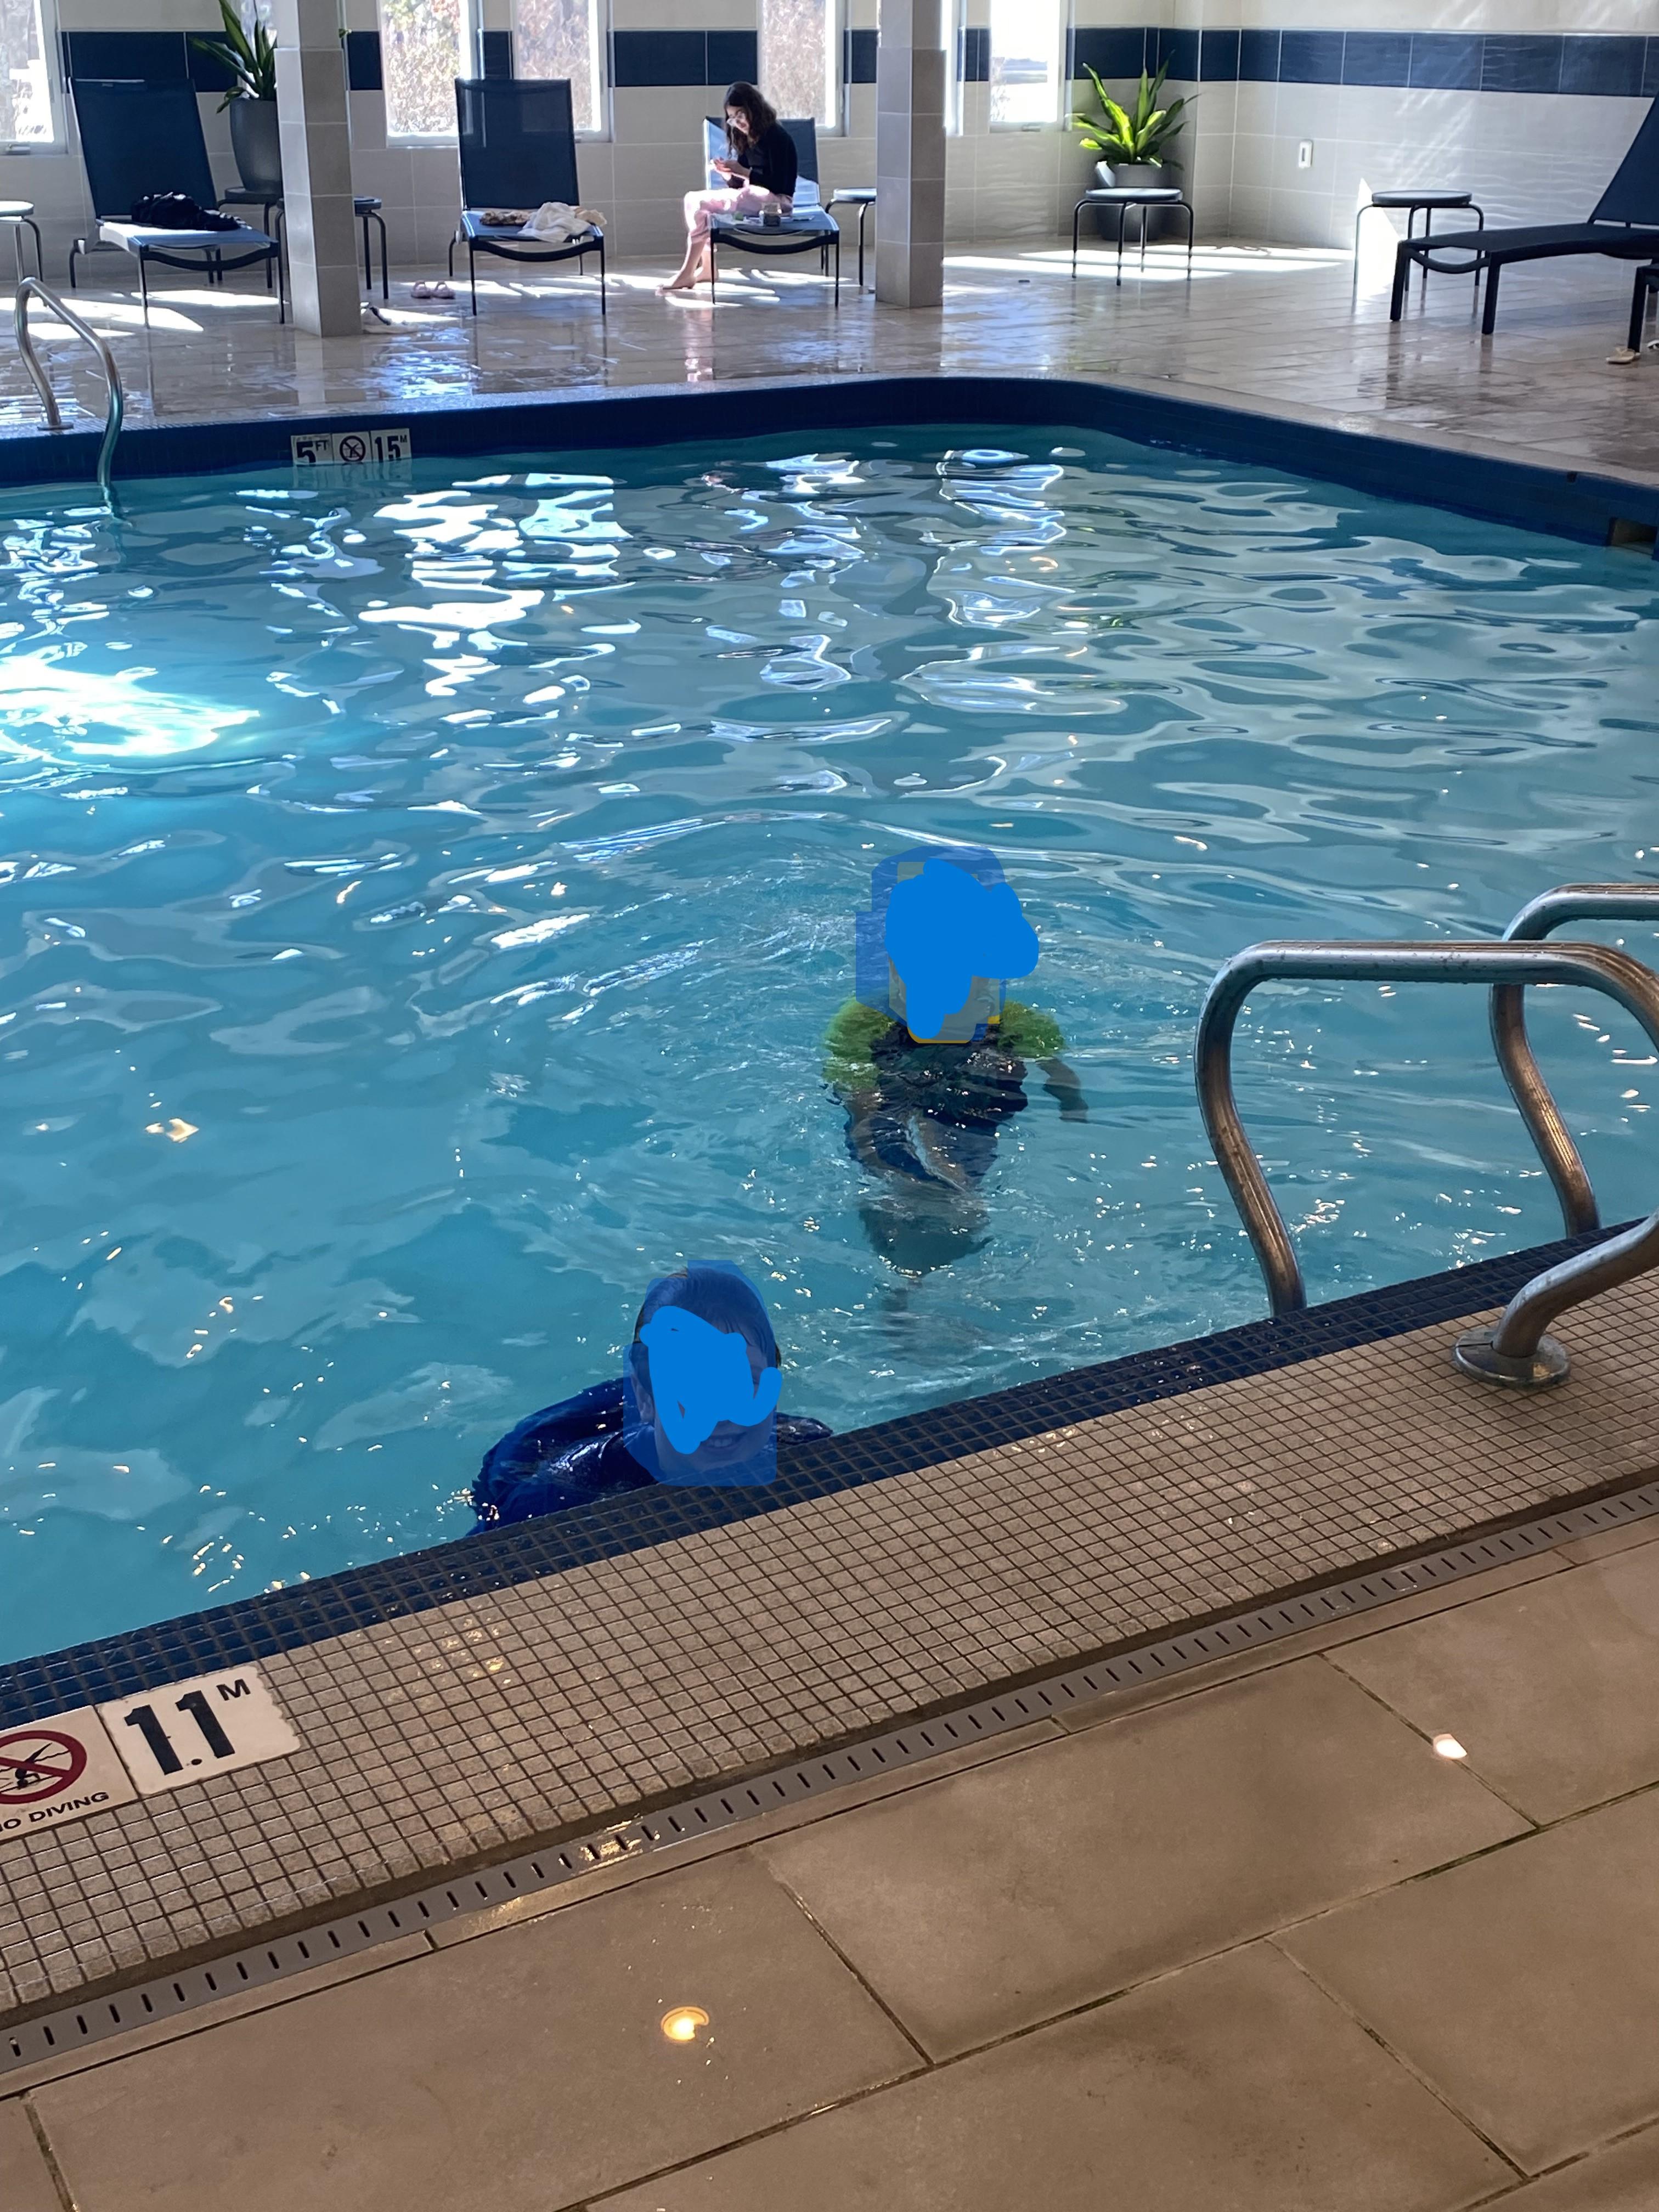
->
760, 0, 837, 129
988, 0, 1062, 128
380, 0, 472, 142
2, 0, 57, 148
515, 0, 603, 135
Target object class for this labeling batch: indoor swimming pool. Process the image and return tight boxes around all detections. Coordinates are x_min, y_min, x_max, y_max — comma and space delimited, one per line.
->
1, 424, 1656, 1660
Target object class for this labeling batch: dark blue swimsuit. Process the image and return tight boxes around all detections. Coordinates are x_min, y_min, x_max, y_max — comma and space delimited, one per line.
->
472, 1376, 830, 1527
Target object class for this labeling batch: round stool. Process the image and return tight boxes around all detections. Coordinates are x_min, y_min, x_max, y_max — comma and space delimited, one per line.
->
0, 201, 44, 284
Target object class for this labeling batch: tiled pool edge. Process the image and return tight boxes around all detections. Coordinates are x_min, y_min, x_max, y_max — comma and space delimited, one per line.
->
4, 1237, 1659, 2028
2, 372, 1657, 550
0, 1227, 1617, 1727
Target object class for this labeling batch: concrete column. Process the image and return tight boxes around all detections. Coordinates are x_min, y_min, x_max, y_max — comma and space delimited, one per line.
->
875, 0, 946, 307
273, 0, 362, 336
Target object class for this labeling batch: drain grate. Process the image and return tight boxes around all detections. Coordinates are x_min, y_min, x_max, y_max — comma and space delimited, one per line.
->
6, 1475, 1657, 2080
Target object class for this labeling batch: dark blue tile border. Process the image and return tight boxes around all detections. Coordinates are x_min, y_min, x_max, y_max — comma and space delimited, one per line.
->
1410, 33, 1483, 92
0, 1222, 1631, 1732
5, 371, 1658, 554
1154, 29, 1200, 83
1344, 32, 1412, 88
479, 28, 513, 81
63, 29, 187, 83
1200, 30, 1240, 84
845, 26, 877, 86
1482, 34, 1562, 95
345, 29, 382, 93
1070, 27, 1148, 84
1280, 29, 1346, 84
1238, 29, 1282, 83
1561, 35, 1645, 99
610, 28, 755, 89
960, 25, 989, 84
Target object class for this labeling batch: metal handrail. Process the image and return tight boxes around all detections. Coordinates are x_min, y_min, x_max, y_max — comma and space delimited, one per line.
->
1493, 883, 1659, 1237
12, 276, 123, 502
1195, 939, 1659, 1387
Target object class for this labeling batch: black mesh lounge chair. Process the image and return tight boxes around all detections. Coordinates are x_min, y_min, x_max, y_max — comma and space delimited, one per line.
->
450, 77, 605, 315
67, 78, 283, 323
702, 117, 840, 305
1390, 99, 1659, 335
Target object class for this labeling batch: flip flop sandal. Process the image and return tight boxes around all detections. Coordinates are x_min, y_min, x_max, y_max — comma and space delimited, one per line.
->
411, 281, 454, 301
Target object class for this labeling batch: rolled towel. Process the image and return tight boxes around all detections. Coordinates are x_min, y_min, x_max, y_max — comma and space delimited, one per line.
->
517, 200, 606, 242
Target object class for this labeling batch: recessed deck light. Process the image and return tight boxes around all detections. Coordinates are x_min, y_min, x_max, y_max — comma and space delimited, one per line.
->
1432, 1733, 1467, 1760
661, 2005, 710, 2044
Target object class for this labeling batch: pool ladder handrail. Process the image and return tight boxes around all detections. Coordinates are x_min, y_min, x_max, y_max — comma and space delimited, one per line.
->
1195, 935, 1659, 1388
12, 276, 123, 502
1492, 883, 1659, 1238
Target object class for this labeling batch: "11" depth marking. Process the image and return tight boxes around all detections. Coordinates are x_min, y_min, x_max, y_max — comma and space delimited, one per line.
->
122, 1690, 237, 1775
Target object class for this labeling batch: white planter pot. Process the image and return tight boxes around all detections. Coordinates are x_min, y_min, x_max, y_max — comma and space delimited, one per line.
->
1098, 162, 1164, 191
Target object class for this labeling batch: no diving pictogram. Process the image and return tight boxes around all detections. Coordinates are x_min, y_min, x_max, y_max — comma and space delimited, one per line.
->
337, 432, 368, 464
0, 1727, 89, 1804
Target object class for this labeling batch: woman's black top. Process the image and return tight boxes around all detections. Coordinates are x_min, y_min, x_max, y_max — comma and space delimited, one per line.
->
472, 1376, 831, 1528
734, 121, 799, 199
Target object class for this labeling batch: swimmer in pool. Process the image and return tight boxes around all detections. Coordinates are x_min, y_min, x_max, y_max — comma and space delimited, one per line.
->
473, 1262, 830, 1528
826, 847, 1087, 1273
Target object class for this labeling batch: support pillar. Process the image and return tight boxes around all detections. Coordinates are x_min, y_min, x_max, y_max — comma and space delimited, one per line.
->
875, 0, 946, 308
273, 0, 362, 335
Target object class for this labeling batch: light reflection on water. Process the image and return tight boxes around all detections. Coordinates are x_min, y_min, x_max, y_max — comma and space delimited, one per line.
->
1, 426, 1656, 1659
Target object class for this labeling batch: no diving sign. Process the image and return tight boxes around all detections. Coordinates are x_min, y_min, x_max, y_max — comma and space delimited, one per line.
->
0, 1710, 138, 1835
0, 1666, 301, 1843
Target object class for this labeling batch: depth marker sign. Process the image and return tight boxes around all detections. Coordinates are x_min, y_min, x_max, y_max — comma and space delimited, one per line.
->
0, 1708, 139, 1836
0, 1667, 303, 1844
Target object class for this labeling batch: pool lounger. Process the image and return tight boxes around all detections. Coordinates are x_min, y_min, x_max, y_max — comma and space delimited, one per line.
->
449, 76, 606, 317
67, 78, 284, 323
1389, 95, 1659, 336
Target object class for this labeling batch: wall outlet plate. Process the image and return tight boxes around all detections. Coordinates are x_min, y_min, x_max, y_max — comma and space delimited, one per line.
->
1297, 140, 1314, 170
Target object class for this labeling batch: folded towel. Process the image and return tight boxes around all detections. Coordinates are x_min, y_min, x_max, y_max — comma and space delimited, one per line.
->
517, 201, 606, 242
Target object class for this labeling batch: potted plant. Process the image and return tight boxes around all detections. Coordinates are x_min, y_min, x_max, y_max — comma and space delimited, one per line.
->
1072, 59, 1190, 191
191, 0, 281, 199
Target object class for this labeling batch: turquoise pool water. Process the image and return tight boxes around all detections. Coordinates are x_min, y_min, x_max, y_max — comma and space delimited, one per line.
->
2, 425, 1657, 1662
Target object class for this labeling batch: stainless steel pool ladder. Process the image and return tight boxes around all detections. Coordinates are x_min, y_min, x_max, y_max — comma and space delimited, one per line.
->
1491, 884, 1659, 1238
1196, 928, 1659, 1389
12, 276, 123, 502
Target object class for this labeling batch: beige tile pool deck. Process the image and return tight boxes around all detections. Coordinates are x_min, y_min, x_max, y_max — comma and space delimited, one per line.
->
7, 1502, 1659, 2210
3, 232, 1659, 2205
3, 241, 1659, 488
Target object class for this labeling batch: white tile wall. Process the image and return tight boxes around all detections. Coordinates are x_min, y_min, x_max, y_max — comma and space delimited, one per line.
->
4, 0, 1654, 280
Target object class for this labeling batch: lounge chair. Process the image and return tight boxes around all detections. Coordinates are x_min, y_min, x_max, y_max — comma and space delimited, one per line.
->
67, 78, 283, 323
449, 77, 605, 316
1390, 98, 1659, 336
702, 117, 840, 305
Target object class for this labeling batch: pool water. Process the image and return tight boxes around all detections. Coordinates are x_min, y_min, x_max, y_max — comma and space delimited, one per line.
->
2, 425, 1657, 1662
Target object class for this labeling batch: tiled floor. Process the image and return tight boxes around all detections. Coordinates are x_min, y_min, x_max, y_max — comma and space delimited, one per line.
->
4, 241, 1658, 487
9, 1513, 1659, 2210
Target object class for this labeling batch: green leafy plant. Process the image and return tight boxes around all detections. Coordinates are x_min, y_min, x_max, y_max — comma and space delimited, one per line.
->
1072, 59, 1190, 167
190, 0, 277, 107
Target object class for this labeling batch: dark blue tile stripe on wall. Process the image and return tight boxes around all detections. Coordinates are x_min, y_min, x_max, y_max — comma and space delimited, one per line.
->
1068, 26, 1659, 92
57, 24, 1659, 99
610, 29, 757, 89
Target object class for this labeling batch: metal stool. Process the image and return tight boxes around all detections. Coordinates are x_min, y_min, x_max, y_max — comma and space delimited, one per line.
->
1, 200, 44, 284
220, 190, 390, 299
1071, 187, 1193, 284
1355, 190, 1484, 302
828, 187, 875, 287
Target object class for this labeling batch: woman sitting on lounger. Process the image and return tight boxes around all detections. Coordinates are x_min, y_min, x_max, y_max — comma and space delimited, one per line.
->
659, 81, 798, 297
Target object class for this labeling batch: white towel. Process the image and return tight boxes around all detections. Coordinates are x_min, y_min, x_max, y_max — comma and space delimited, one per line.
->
517, 201, 605, 242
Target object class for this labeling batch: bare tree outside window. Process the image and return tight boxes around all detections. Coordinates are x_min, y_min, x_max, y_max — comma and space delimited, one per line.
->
759, 0, 834, 127
515, 0, 601, 134
1, 0, 54, 145
381, 0, 469, 140
988, 0, 1061, 127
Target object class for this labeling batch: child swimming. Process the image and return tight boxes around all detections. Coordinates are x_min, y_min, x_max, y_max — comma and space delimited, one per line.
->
473, 1262, 829, 1528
